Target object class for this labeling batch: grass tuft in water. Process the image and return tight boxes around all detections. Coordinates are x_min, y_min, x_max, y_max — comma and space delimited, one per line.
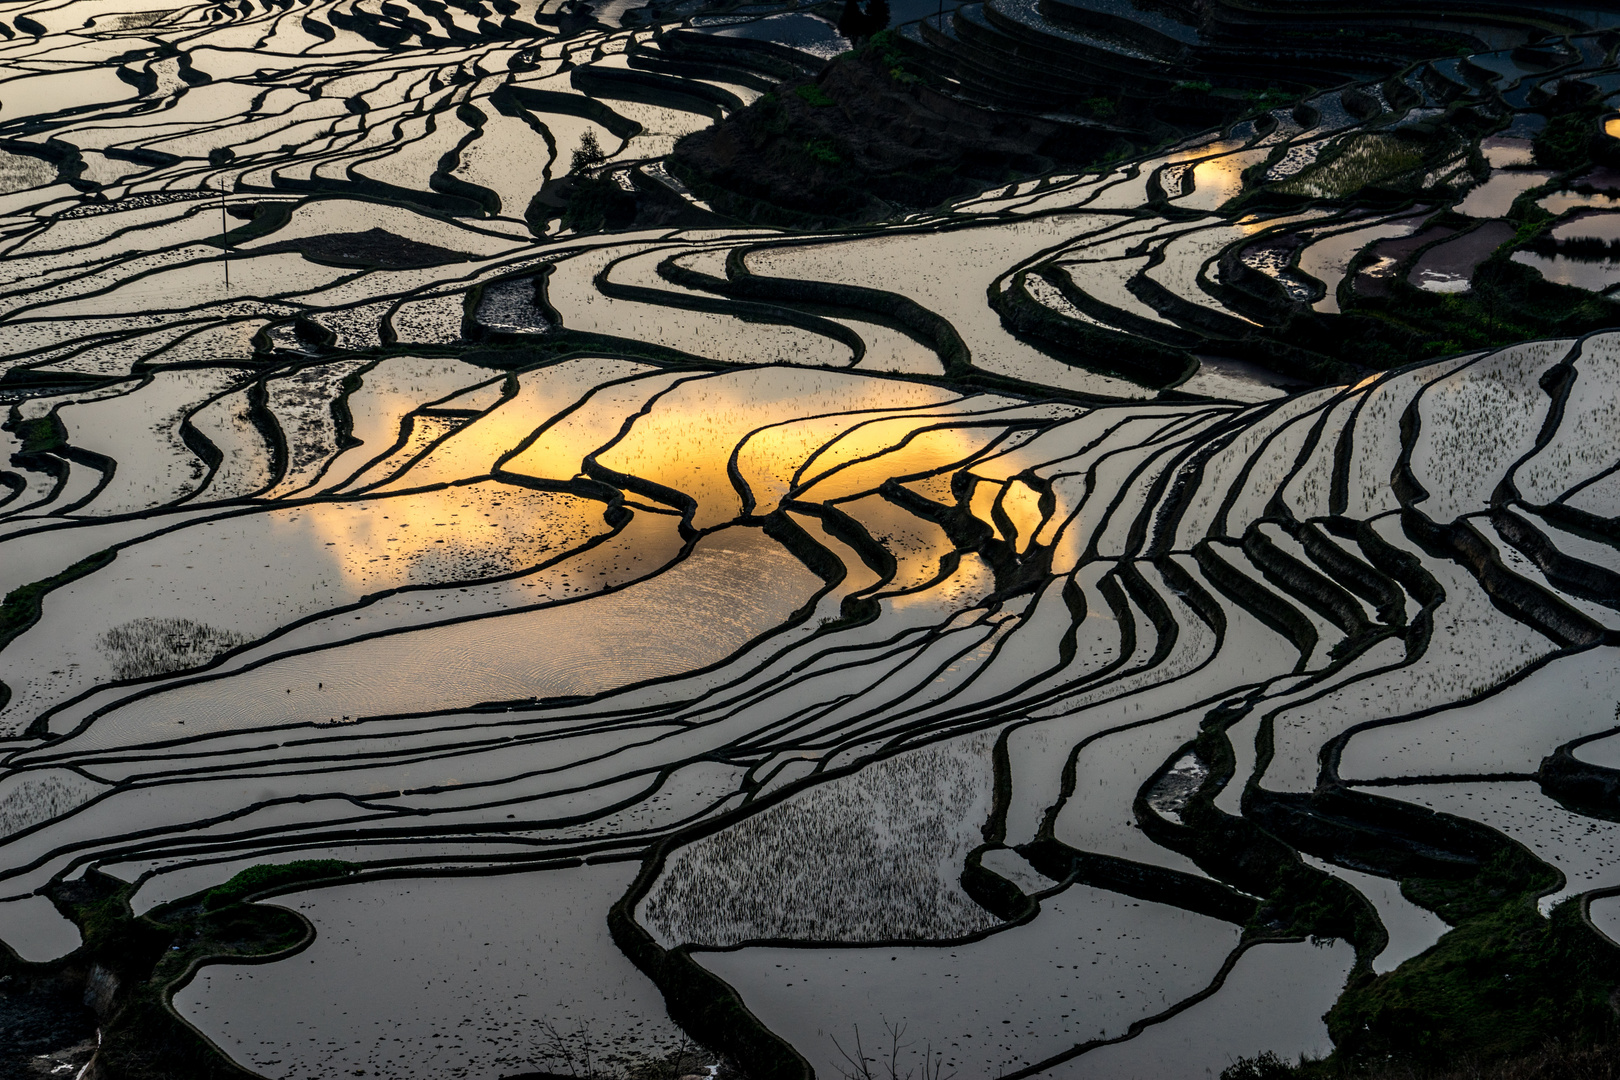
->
97, 617, 250, 681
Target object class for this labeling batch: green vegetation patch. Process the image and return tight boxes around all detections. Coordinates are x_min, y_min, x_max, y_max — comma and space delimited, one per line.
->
802, 138, 842, 165
1533, 103, 1606, 172
1223, 825, 1619, 1078
1350, 257, 1620, 365
9, 412, 66, 455
1326, 893, 1618, 1067
1275, 134, 1427, 199
0, 548, 117, 655
49, 866, 351, 1080
201, 859, 358, 910
793, 84, 835, 107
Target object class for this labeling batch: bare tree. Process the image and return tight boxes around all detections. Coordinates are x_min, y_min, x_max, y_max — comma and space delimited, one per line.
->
832, 1020, 954, 1080
537, 1018, 601, 1078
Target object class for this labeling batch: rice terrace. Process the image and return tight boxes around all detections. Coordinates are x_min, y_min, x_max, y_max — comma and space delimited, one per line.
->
5, 0, 1620, 1076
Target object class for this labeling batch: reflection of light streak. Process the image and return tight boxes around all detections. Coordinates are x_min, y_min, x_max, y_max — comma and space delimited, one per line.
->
599, 370, 958, 525
273, 484, 609, 592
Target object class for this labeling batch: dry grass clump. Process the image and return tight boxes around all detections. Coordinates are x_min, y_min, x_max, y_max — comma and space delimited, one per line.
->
98, 617, 250, 680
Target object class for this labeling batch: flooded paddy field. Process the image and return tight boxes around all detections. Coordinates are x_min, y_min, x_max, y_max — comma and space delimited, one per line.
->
2, 0, 1620, 1077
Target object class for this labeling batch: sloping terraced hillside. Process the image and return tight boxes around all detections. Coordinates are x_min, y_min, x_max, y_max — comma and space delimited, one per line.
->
2, 0, 1620, 1079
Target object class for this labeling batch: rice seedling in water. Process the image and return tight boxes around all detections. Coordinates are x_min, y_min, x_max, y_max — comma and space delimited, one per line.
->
1276, 135, 1427, 199
97, 617, 250, 680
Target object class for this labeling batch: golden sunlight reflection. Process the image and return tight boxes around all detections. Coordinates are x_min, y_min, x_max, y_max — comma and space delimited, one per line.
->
70, 527, 819, 747
968, 481, 1006, 543
596, 369, 957, 528
1001, 479, 1046, 553
270, 481, 610, 591
835, 494, 955, 595
502, 373, 689, 485
794, 419, 1006, 502
379, 357, 656, 490
1182, 148, 1273, 210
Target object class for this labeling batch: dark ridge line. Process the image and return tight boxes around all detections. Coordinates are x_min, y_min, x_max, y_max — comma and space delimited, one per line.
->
1022, 839, 1258, 927
1208, 389, 1339, 539
1539, 729, 1620, 823
763, 588, 1072, 749
667, 624, 970, 747
1347, 772, 1538, 786
23, 502, 867, 760
723, 392, 975, 520
35, 811, 677, 906
1243, 524, 1371, 637
1327, 369, 1396, 518
275, 356, 417, 496
177, 373, 282, 504
84, 705, 693, 794
1193, 538, 1317, 667
1489, 505, 1620, 611
576, 369, 745, 534
257, 357, 386, 499
853, 562, 1198, 763
1035, 571, 1141, 836
993, 248, 1199, 389
26, 700, 690, 784
1320, 643, 1593, 788
1404, 508, 1611, 649
1245, 619, 1436, 796
0, 239, 371, 324
718, 584, 1040, 745
1082, 425, 1215, 563
658, 250, 938, 373
1493, 340, 1582, 509
997, 934, 1302, 1080
1292, 520, 1407, 628
1260, 376, 1352, 523
792, 415, 1059, 509
726, 620, 1007, 751
95, 572, 931, 765
308, 358, 525, 496
595, 253, 868, 368
1388, 345, 1502, 511
1142, 409, 1259, 553
12, 31, 1620, 1079
790, 397, 1036, 492
488, 364, 714, 480
63, 711, 680, 789
999, 414, 1175, 548
0, 432, 635, 704
1551, 455, 1620, 509
602, 651, 1282, 1080
83, 764, 726, 866
1525, 499, 1620, 548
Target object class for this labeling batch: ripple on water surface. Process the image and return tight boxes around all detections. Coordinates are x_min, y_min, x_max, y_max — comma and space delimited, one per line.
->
175, 863, 685, 1080
63, 527, 823, 749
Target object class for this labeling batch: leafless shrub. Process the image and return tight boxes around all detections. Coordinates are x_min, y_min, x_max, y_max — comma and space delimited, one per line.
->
833, 1020, 954, 1080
